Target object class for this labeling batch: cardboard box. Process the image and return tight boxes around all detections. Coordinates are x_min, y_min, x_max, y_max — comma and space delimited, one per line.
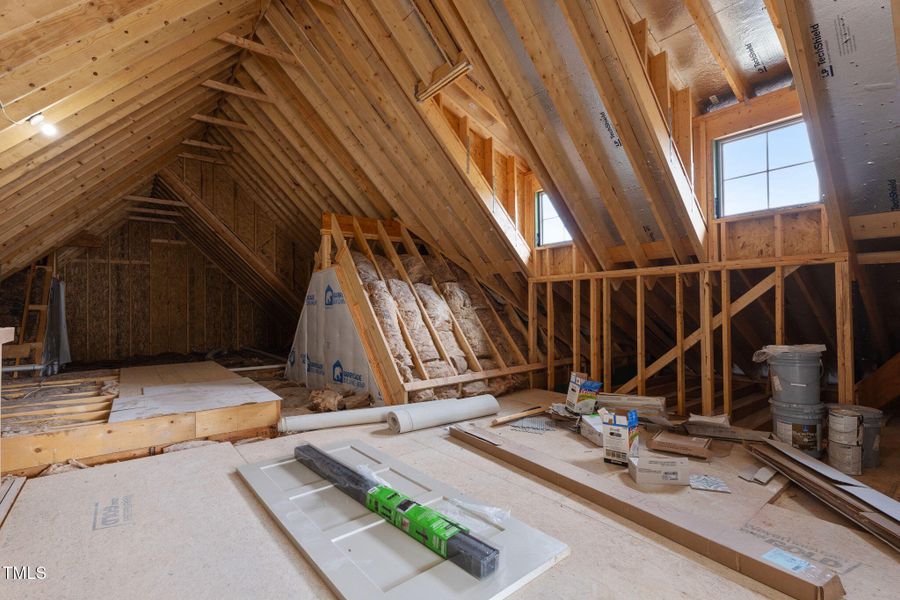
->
449, 425, 845, 600
647, 430, 713, 459
600, 408, 638, 465
565, 372, 596, 414
579, 414, 604, 447
628, 443, 689, 486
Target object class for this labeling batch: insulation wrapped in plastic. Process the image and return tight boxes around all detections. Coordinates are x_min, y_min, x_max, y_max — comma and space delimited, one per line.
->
387, 278, 440, 363
351, 250, 379, 284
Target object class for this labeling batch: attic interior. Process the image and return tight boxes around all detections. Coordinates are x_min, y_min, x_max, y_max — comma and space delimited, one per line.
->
1, 0, 898, 597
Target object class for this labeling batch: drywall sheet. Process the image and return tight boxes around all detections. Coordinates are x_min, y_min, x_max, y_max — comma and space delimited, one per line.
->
285, 268, 381, 403
238, 440, 569, 600
109, 361, 281, 422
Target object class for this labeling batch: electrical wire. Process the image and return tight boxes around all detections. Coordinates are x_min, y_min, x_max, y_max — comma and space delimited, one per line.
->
0, 100, 29, 126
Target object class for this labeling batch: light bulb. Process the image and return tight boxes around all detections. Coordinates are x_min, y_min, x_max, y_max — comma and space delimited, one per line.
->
27, 113, 45, 125
40, 123, 58, 136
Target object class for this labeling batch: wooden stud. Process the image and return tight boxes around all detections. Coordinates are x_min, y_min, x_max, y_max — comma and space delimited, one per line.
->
602, 277, 612, 393
528, 281, 537, 363
700, 270, 714, 415
636, 275, 646, 395
721, 269, 732, 416
572, 278, 581, 373
590, 278, 600, 380
546, 281, 555, 390
675, 273, 685, 415
835, 261, 854, 404
775, 265, 785, 345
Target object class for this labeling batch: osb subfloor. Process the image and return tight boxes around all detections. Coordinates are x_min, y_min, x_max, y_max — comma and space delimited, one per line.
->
1, 390, 896, 599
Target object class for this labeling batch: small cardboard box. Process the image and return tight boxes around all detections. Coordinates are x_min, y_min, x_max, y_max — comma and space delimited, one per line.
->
628, 443, 690, 485
600, 408, 638, 465
565, 372, 595, 414
579, 414, 604, 447
647, 430, 713, 459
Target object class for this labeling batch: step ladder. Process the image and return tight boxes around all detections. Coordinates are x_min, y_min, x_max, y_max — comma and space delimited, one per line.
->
9, 263, 52, 378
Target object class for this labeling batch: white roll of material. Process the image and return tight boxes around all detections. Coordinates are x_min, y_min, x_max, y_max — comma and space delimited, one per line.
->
386, 394, 500, 434
279, 394, 500, 433
278, 405, 395, 433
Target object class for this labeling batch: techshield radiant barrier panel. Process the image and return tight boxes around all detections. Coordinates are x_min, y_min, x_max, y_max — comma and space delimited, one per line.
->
237, 440, 568, 600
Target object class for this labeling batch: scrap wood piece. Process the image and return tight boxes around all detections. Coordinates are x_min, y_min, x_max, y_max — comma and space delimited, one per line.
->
449, 424, 845, 600
490, 405, 546, 427
746, 440, 900, 551
647, 430, 712, 459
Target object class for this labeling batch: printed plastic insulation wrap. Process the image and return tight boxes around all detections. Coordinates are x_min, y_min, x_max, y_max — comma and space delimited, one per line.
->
285, 268, 382, 404
791, 1, 899, 216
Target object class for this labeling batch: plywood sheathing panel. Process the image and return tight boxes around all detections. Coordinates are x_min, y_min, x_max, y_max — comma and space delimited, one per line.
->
58, 218, 283, 362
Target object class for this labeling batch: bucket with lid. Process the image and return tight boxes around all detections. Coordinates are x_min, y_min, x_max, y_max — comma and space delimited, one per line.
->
754, 345, 826, 405
771, 399, 825, 458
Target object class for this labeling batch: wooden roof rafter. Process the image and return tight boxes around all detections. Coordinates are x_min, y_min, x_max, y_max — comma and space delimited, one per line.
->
682, 0, 751, 102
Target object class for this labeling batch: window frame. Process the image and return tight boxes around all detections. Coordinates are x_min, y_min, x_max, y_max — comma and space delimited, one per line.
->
715, 117, 820, 219
534, 190, 573, 247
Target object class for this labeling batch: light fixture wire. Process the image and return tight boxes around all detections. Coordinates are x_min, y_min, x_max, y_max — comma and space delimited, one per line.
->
0, 100, 29, 126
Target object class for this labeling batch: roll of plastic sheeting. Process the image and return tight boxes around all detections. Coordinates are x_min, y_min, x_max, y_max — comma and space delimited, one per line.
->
386, 395, 500, 434
279, 395, 500, 433
278, 405, 395, 432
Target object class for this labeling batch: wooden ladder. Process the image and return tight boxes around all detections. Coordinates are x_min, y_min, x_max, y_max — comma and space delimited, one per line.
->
9, 263, 53, 378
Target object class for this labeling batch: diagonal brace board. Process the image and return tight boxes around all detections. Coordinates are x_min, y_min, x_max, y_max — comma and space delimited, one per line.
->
616, 266, 799, 394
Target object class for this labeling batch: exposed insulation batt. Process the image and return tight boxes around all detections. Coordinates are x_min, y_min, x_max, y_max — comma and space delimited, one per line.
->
364, 280, 413, 382
423, 254, 455, 283
372, 253, 400, 280
351, 251, 379, 284
400, 254, 431, 284
415, 282, 469, 373
387, 278, 439, 363
440, 283, 492, 358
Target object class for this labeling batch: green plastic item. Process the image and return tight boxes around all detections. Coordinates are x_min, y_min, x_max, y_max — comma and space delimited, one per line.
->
365, 484, 467, 558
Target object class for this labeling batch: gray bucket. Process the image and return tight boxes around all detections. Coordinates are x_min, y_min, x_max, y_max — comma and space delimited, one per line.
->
826, 404, 883, 468
771, 399, 825, 458
768, 351, 823, 405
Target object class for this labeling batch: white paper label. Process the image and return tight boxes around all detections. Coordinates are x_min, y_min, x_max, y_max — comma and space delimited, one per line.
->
762, 548, 811, 573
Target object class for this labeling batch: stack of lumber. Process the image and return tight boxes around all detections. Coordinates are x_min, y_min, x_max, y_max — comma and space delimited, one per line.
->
747, 439, 900, 551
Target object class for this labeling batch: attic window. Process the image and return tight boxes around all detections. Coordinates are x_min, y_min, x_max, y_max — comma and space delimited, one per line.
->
536, 191, 572, 246
716, 119, 820, 217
